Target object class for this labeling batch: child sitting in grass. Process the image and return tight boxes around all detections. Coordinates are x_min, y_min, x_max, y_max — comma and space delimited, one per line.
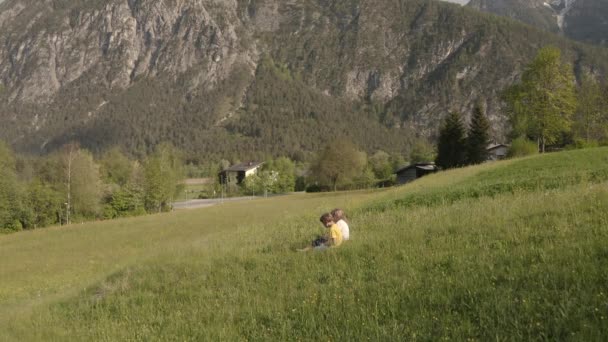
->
331, 208, 350, 241
298, 213, 343, 251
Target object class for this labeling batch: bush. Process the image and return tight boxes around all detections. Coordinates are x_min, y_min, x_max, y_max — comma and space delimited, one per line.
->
568, 139, 600, 150
305, 184, 331, 193
508, 137, 538, 158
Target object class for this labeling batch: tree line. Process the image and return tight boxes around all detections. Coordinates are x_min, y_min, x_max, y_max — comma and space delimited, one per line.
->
435, 46, 608, 170
0, 142, 184, 233
1, 137, 422, 233
214, 143, 413, 196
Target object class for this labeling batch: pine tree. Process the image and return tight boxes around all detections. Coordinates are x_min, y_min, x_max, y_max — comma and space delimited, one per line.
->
436, 112, 466, 169
467, 105, 491, 164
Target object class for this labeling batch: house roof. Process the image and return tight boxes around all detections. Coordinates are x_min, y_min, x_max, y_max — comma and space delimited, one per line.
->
222, 161, 264, 172
487, 143, 510, 151
395, 162, 438, 174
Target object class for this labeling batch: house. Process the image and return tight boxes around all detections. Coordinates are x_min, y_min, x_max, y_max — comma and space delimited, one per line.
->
487, 143, 510, 161
395, 162, 439, 185
219, 161, 264, 186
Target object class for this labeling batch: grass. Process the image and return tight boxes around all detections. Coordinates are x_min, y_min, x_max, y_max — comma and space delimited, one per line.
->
2, 148, 608, 340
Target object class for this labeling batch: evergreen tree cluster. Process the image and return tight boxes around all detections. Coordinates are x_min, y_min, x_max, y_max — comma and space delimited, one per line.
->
436, 105, 491, 170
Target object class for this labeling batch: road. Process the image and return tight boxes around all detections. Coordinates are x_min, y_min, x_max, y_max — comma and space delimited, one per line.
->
172, 196, 265, 210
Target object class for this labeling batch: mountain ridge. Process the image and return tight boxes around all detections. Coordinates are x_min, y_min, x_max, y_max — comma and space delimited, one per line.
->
468, 0, 608, 46
0, 0, 607, 158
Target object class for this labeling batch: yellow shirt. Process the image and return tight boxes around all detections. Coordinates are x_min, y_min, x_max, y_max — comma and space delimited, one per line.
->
329, 223, 343, 247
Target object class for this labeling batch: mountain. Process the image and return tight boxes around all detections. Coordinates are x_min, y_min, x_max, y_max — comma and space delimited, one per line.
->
0, 0, 607, 158
563, 0, 608, 45
468, 0, 608, 46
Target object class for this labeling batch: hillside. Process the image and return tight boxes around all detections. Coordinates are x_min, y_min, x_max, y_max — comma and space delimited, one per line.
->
0, 0, 607, 157
468, 0, 561, 33
1, 148, 608, 340
468, 0, 608, 46
564, 0, 608, 45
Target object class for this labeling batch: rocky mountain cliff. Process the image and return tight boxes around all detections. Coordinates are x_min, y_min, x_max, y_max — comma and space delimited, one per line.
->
0, 0, 607, 158
468, 0, 608, 46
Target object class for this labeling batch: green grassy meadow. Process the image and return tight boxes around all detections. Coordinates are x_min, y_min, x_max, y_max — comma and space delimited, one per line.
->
2, 148, 608, 340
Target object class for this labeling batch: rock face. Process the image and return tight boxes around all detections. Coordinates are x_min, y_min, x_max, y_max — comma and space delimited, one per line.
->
563, 0, 608, 45
468, 0, 608, 45
0, 0, 606, 156
468, 0, 562, 32
0, 0, 250, 103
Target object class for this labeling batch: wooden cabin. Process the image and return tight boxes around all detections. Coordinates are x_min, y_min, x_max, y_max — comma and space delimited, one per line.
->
395, 162, 439, 185
487, 144, 510, 161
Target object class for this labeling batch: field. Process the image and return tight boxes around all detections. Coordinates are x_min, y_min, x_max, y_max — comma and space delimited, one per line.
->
1, 148, 608, 340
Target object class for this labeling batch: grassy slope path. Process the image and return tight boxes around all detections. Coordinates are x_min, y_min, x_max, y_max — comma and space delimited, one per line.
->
2, 148, 608, 340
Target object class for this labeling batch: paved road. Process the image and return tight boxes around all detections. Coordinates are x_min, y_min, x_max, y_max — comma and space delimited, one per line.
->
173, 196, 263, 210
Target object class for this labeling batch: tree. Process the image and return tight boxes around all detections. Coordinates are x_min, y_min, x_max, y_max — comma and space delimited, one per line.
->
243, 158, 297, 196
409, 139, 436, 164
103, 184, 146, 219
143, 143, 185, 212
390, 154, 407, 171
100, 147, 134, 187
310, 139, 367, 191
505, 46, 577, 152
353, 166, 377, 189
604, 85, 608, 143
575, 72, 605, 143
508, 137, 539, 158
23, 180, 63, 229
369, 151, 393, 181
61, 146, 102, 221
466, 104, 491, 164
265, 157, 296, 193
99, 147, 147, 219
0, 141, 23, 231
436, 112, 467, 169
61, 143, 78, 225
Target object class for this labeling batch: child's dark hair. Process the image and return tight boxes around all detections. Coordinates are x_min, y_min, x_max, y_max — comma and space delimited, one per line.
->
320, 213, 334, 224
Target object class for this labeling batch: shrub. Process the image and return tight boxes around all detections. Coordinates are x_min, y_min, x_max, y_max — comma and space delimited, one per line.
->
508, 137, 538, 158
569, 138, 600, 150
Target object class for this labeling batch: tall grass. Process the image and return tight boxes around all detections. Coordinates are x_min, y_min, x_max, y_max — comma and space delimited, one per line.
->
2, 148, 608, 340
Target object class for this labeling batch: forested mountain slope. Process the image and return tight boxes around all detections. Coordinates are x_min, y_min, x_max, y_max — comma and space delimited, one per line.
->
0, 0, 607, 158
468, 0, 608, 46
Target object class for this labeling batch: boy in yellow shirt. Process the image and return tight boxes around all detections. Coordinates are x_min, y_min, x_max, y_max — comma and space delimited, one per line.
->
298, 213, 343, 251
321, 213, 343, 247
